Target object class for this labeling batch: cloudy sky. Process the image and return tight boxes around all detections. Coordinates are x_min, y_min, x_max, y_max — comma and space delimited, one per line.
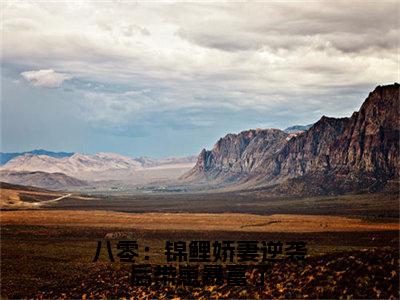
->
1, 1, 398, 157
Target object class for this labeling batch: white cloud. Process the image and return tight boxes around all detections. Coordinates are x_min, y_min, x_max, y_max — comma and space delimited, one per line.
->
20, 69, 72, 88
2, 1, 399, 126
78, 90, 157, 124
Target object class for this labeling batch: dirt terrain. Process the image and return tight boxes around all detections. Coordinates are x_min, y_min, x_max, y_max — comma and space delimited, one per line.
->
29, 190, 399, 222
1, 210, 398, 233
0, 185, 399, 298
0, 182, 92, 208
1, 220, 398, 299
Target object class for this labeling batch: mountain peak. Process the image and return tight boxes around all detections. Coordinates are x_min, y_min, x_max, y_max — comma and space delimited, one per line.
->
184, 84, 399, 195
284, 124, 313, 133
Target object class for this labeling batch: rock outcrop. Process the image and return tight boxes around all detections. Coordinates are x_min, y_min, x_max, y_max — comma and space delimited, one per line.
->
184, 128, 288, 184
183, 83, 400, 194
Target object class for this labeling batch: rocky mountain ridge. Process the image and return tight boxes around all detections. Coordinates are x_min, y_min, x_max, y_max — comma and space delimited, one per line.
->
184, 84, 399, 194
284, 124, 313, 133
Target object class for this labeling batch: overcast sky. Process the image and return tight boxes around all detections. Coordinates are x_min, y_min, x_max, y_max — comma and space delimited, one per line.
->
1, 1, 398, 157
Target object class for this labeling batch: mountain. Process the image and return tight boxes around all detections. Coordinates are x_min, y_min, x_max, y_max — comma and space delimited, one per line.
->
0, 149, 74, 165
184, 83, 399, 194
184, 128, 288, 184
1, 152, 197, 182
0, 170, 88, 190
0, 181, 52, 192
284, 124, 313, 133
136, 156, 197, 168
1, 152, 142, 180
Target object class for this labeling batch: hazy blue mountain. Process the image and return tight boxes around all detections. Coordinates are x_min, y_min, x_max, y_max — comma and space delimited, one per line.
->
0, 149, 74, 165
284, 124, 313, 133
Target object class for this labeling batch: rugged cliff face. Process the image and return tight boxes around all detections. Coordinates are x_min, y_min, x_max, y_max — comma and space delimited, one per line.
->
184, 128, 289, 183
184, 84, 399, 194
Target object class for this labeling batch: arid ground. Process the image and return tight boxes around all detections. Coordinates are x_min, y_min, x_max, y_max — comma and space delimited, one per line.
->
1, 185, 399, 298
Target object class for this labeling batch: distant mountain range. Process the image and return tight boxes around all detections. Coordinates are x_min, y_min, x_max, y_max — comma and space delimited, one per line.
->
183, 83, 399, 195
0, 126, 311, 167
2, 84, 398, 194
2, 152, 142, 177
0, 149, 74, 165
284, 124, 313, 133
0, 152, 197, 188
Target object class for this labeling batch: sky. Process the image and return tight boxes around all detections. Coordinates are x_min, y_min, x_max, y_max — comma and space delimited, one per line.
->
1, 0, 399, 158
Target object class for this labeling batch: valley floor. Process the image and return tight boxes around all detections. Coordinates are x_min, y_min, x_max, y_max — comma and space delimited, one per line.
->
0, 189, 399, 298
1, 210, 399, 233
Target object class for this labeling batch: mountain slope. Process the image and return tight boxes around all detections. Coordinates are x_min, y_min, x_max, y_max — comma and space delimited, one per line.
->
0, 149, 74, 165
0, 170, 88, 190
1, 152, 197, 182
284, 124, 313, 133
135, 156, 197, 168
262, 83, 399, 184
184, 83, 399, 194
184, 128, 289, 184
1, 152, 143, 180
